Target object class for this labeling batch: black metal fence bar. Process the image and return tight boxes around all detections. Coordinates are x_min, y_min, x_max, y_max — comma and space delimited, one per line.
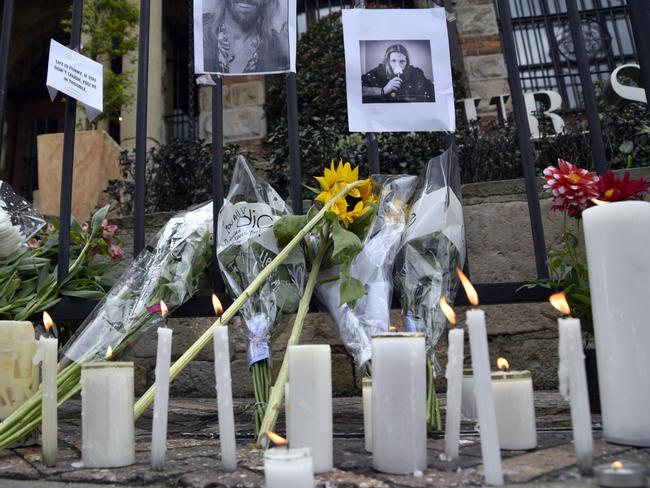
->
134, 0, 151, 256
212, 76, 225, 292
287, 73, 303, 213
627, 0, 650, 102
0, 0, 15, 162
56, 0, 83, 286
496, 0, 548, 280
566, 0, 608, 175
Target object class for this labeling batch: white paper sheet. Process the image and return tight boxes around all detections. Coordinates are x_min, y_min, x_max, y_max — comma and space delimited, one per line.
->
46, 40, 103, 122
343, 8, 455, 132
193, 0, 296, 76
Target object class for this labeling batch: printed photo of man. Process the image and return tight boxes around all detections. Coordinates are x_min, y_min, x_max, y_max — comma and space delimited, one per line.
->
202, 0, 290, 74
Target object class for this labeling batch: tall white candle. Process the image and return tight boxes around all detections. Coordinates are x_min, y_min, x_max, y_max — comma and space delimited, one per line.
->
491, 364, 537, 451
583, 201, 650, 446
213, 324, 237, 471
558, 317, 593, 472
40, 333, 58, 467
288, 345, 332, 473
264, 447, 314, 488
467, 309, 503, 486
444, 327, 464, 460
362, 377, 372, 453
81, 362, 135, 467
150, 327, 173, 470
372, 333, 427, 474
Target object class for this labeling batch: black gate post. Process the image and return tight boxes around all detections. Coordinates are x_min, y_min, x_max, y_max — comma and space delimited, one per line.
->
287, 73, 303, 214
495, 0, 548, 279
56, 0, 84, 286
134, 0, 151, 255
0, 0, 15, 162
212, 76, 225, 292
628, 0, 650, 103
566, 0, 608, 174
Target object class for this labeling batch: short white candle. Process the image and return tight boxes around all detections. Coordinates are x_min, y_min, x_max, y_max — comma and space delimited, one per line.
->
491, 362, 537, 451
0, 321, 38, 421
288, 345, 332, 473
467, 309, 504, 486
444, 327, 464, 460
264, 447, 314, 488
372, 333, 427, 474
40, 332, 58, 467
213, 324, 237, 471
362, 377, 372, 452
583, 201, 650, 446
558, 316, 593, 472
150, 327, 173, 470
81, 362, 135, 467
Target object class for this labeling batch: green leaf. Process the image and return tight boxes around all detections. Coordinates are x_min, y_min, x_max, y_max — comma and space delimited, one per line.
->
274, 214, 307, 247
90, 205, 110, 235
60, 289, 106, 299
339, 260, 365, 307
331, 219, 362, 261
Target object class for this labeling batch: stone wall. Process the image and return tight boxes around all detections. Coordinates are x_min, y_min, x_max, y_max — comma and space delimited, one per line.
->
113, 167, 650, 398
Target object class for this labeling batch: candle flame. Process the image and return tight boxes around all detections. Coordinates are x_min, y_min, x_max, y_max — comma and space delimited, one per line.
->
160, 300, 169, 319
105, 345, 113, 359
549, 292, 571, 316
212, 293, 224, 316
611, 461, 623, 470
388, 325, 397, 332
497, 357, 510, 371
266, 431, 288, 446
456, 267, 478, 306
439, 296, 456, 327
591, 198, 610, 206
43, 311, 54, 332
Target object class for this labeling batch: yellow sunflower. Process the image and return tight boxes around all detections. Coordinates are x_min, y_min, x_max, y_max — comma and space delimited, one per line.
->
314, 160, 377, 227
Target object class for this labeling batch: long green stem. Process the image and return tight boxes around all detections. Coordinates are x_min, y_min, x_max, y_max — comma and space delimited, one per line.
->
133, 181, 363, 420
256, 231, 329, 447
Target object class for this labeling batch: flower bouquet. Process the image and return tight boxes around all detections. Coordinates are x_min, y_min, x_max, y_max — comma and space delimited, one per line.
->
216, 157, 305, 433
393, 146, 466, 431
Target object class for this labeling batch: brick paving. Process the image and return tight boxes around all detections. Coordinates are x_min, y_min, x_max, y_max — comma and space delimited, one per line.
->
0, 392, 648, 487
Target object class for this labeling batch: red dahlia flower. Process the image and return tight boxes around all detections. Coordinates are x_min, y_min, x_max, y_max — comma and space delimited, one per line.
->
597, 170, 649, 203
543, 159, 599, 216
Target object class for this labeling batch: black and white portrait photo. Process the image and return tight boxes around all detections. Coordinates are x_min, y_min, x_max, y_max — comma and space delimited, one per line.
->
194, 0, 296, 76
360, 40, 435, 104
343, 8, 455, 132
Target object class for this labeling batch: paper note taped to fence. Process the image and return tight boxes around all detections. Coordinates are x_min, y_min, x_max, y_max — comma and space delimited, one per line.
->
46, 39, 103, 121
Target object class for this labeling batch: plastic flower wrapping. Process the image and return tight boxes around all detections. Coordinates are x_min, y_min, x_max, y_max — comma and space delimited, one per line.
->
216, 157, 305, 369
0, 181, 46, 257
394, 146, 466, 369
61, 201, 214, 364
316, 174, 416, 367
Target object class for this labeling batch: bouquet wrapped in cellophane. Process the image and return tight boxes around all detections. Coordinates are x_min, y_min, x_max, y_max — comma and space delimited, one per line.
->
316, 174, 416, 368
216, 157, 305, 434
393, 146, 466, 430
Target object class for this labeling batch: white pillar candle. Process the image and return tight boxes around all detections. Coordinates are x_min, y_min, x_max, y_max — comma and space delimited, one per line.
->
40, 335, 58, 467
213, 324, 237, 471
461, 370, 477, 421
444, 327, 464, 460
362, 377, 372, 452
288, 345, 332, 473
81, 362, 134, 467
583, 201, 650, 446
284, 382, 292, 440
0, 321, 38, 420
372, 333, 427, 474
491, 367, 537, 450
150, 327, 172, 470
558, 317, 593, 472
466, 309, 504, 486
264, 447, 314, 488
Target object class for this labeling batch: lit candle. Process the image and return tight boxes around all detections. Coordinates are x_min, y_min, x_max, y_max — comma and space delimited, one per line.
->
288, 344, 332, 473
151, 301, 172, 470
582, 200, 650, 446
372, 332, 427, 474
550, 292, 593, 473
594, 460, 647, 487
0, 321, 38, 421
441, 297, 463, 461
263, 432, 314, 488
491, 357, 537, 451
40, 312, 58, 467
81, 350, 134, 467
457, 268, 503, 486
212, 294, 237, 472
362, 377, 372, 452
